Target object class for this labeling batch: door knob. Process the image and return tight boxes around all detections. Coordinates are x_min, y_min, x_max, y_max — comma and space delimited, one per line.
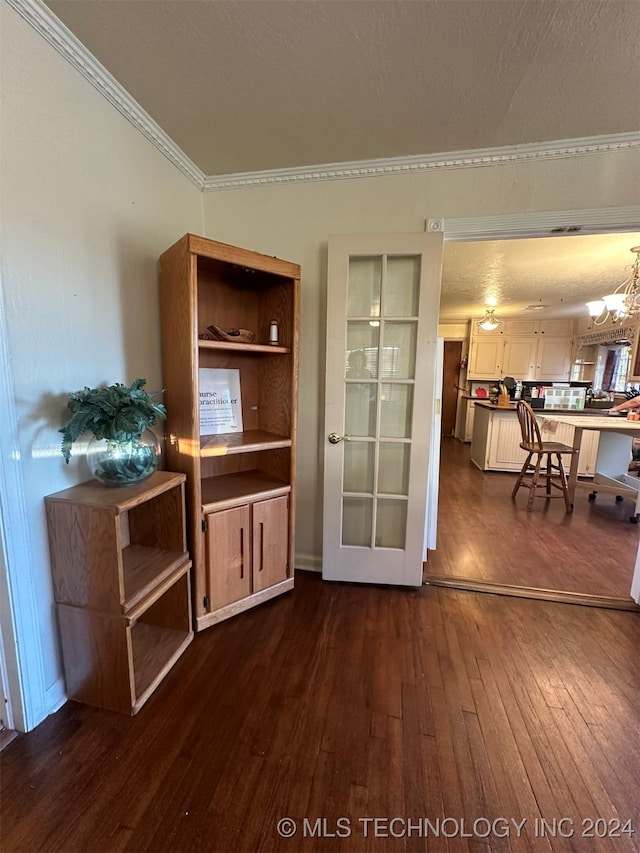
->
328, 432, 350, 444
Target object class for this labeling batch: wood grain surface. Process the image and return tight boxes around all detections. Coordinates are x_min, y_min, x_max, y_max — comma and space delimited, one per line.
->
426, 438, 639, 601
2, 572, 638, 852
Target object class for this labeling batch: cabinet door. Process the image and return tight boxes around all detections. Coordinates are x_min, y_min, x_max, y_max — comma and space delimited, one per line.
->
503, 319, 538, 337
464, 400, 476, 442
502, 338, 537, 380
468, 338, 504, 378
535, 337, 572, 381
252, 496, 289, 593
552, 424, 599, 476
205, 505, 251, 609
539, 319, 574, 336
487, 416, 530, 470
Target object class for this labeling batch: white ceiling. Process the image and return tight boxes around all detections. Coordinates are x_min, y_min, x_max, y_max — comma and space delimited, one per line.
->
441, 233, 640, 322
44, 0, 640, 177
37, 0, 640, 321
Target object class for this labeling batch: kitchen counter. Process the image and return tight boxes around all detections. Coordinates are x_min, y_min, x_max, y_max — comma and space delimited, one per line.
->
470, 402, 600, 474
472, 401, 610, 415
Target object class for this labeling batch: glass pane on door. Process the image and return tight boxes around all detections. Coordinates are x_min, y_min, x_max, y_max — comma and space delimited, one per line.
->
343, 442, 375, 493
382, 322, 417, 379
347, 257, 381, 318
342, 497, 373, 547
375, 499, 408, 549
385, 256, 420, 317
380, 384, 413, 438
345, 384, 377, 436
346, 322, 379, 378
378, 442, 410, 495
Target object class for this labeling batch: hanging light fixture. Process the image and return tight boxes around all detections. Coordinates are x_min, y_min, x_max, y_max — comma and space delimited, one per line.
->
476, 308, 502, 331
586, 245, 640, 325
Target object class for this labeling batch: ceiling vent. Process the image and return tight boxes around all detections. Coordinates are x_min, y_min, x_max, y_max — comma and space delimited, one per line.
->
550, 226, 583, 233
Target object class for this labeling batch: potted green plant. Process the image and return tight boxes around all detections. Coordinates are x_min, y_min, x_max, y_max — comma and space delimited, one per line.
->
60, 378, 167, 486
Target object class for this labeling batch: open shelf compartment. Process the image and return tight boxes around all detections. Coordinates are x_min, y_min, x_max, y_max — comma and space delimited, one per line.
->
201, 469, 291, 512
130, 566, 193, 712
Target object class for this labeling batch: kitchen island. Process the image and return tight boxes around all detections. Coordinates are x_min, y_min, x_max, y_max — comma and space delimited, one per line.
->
470, 401, 602, 476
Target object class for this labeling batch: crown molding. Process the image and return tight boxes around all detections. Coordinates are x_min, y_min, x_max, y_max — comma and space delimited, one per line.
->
8, 0, 640, 195
6, 0, 206, 190
203, 132, 640, 192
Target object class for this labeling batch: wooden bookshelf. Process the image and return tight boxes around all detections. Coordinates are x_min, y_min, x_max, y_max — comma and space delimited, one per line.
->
159, 235, 300, 631
45, 472, 193, 714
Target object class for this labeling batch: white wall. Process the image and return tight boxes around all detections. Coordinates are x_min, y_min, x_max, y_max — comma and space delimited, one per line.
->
202, 150, 640, 569
0, 3, 203, 725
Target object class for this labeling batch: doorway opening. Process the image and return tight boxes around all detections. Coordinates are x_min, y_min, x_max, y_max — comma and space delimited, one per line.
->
441, 341, 463, 437
427, 208, 640, 607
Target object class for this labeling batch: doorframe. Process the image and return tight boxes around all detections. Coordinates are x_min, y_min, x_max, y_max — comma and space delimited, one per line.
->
429, 204, 640, 603
0, 276, 47, 733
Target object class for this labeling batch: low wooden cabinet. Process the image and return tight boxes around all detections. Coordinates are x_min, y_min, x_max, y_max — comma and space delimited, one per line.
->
45, 472, 193, 715
204, 494, 289, 615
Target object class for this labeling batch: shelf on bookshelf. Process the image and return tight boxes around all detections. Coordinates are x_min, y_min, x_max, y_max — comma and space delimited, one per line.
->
132, 622, 192, 708
122, 545, 190, 612
200, 429, 291, 456
198, 340, 292, 355
201, 469, 291, 512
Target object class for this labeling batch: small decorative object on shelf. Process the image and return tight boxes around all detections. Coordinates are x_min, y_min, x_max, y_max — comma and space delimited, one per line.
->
206, 324, 256, 344
59, 378, 166, 486
269, 319, 279, 345
87, 428, 161, 485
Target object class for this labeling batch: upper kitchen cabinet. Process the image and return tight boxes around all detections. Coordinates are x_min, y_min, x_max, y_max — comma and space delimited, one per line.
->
535, 336, 573, 381
503, 318, 574, 337
468, 336, 504, 378
468, 318, 575, 380
158, 234, 300, 632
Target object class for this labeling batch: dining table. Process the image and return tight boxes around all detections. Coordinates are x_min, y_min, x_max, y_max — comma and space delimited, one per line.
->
540, 413, 640, 520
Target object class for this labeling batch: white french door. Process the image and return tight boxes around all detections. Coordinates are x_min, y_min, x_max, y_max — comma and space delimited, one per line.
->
322, 232, 444, 586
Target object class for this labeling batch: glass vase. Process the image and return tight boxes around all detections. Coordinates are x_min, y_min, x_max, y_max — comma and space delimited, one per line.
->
87, 429, 161, 486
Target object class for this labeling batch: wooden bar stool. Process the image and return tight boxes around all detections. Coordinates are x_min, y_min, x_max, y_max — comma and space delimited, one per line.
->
511, 400, 578, 513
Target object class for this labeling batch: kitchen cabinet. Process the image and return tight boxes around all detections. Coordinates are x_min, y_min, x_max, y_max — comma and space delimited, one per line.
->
470, 403, 599, 475
502, 338, 538, 378
468, 336, 504, 378
535, 336, 573, 381
456, 397, 477, 442
503, 319, 538, 336
45, 472, 193, 714
159, 234, 299, 632
468, 320, 574, 380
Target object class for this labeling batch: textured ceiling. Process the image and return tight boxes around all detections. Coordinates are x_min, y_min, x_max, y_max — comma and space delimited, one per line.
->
37, 0, 640, 321
44, 0, 640, 176
440, 233, 640, 322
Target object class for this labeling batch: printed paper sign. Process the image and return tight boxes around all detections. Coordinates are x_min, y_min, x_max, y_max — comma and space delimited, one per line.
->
199, 368, 243, 435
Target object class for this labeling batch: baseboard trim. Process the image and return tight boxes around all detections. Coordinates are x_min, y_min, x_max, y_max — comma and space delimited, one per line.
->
45, 677, 67, 715
423, 574, 640, 611
294, 554, 322, 573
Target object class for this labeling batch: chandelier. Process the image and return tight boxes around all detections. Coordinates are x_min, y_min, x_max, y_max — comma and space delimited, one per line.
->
586, 245, 640, 325
476, 308, 502, 331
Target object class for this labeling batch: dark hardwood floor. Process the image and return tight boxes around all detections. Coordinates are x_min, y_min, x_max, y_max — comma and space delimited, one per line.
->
1, 572, 639, 852
426, 438, 639, 601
